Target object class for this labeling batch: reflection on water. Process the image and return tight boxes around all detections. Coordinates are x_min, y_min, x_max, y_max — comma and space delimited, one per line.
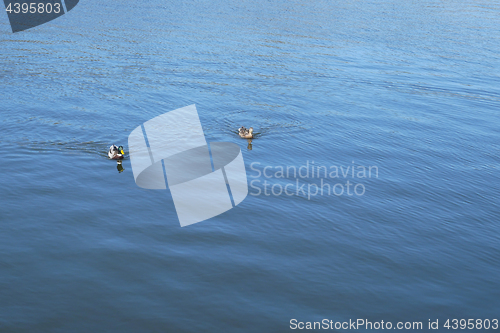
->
117, 160, 124, 173
246, 139, 253, 150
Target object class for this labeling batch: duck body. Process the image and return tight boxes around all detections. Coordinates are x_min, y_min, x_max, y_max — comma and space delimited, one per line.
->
108, 145, 124, 160
238, 126, 254, 139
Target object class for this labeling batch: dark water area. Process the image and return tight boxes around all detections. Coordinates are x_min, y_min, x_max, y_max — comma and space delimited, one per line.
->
1, 0, 499, 331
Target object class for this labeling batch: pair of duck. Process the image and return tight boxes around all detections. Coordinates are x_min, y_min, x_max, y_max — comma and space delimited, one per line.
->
109, 126, 253, 159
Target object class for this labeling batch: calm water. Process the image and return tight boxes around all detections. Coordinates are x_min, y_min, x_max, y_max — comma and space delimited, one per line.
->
1, 0, 499, 331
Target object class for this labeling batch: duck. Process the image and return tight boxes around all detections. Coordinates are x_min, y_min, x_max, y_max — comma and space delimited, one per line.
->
108, 145, 124, 159
238, 126, 254, 139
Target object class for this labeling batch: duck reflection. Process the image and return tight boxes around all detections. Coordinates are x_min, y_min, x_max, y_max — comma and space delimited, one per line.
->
247, 139, 253, 150
117, 160, 124, 173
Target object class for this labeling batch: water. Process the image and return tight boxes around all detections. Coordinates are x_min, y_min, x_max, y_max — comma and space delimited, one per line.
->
1, 0, 499, 331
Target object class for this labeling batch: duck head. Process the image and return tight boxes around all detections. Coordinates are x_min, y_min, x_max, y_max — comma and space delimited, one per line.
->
118, 146, 124, 155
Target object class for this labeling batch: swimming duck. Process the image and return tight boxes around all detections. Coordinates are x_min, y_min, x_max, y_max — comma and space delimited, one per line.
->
238, 126, 254, 139
108, 145, 124, 159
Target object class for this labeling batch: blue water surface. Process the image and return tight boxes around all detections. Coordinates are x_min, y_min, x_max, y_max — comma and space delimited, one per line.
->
0, 0, 499, 331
